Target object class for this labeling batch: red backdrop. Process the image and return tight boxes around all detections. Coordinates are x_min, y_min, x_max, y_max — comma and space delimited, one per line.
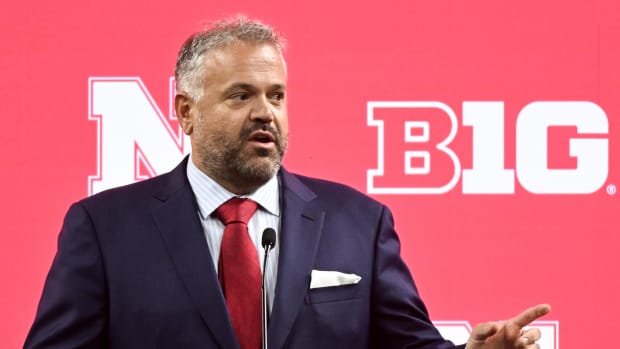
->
1, 1, 618, 348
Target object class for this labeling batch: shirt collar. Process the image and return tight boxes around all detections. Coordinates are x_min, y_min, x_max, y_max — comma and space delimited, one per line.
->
186, 157, 280, 219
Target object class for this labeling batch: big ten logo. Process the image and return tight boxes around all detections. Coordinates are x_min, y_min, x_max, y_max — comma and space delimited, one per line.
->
434, 321, 559, 349
88, 77, 190, 195
367, 101, 609, 194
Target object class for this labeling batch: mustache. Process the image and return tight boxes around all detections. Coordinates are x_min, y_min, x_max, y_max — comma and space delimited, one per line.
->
240, 123, 283, 143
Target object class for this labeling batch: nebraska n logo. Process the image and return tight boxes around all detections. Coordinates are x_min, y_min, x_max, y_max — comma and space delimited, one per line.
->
88, 77, 190, 195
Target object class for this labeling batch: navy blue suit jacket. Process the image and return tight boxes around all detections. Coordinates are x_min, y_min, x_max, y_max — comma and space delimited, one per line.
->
25, 158, 464, 349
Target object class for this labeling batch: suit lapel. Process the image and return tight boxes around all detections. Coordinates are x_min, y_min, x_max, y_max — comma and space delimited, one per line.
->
151, 160, 239, 349
268, 170, 325, 349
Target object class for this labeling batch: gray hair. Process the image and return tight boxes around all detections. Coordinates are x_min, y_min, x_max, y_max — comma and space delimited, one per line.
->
174, 16, 286, 101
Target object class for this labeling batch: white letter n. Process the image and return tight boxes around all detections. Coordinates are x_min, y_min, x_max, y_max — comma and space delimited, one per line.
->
88, 77, 190, 195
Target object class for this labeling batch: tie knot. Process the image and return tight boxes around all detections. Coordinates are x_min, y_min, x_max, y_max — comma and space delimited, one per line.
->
215, 198, 258, 225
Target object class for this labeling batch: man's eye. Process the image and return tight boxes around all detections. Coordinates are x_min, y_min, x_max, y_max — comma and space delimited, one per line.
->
271, 92, 284, 101
231, 93, 250, 101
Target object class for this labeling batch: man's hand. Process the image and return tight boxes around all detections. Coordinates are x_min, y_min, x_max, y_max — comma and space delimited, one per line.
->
466, 304, 551, 349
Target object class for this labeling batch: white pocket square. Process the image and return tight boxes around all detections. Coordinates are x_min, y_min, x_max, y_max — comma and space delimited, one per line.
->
309, 270, 362, 289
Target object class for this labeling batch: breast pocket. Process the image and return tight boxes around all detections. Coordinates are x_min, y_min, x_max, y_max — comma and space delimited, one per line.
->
305, 283, 361, 304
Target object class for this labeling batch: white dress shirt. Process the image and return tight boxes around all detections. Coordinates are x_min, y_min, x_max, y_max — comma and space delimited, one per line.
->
186, 159, 280, 313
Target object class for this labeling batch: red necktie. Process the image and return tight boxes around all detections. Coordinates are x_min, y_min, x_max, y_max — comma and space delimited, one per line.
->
215, 198, 261, 349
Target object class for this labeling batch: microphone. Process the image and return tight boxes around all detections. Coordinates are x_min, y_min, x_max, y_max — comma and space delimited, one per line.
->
261, 227, 276, 251
261, 228, 276, 349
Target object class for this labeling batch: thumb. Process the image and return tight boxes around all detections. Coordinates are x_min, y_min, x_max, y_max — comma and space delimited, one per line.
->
470, 322, 500, 341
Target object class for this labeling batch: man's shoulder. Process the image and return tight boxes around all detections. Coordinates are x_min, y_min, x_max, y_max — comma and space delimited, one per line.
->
78, 161, 186, 209
282, 170, 382, 208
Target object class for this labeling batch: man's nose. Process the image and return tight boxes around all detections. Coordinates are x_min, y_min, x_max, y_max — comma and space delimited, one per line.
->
249, 96, 275, 123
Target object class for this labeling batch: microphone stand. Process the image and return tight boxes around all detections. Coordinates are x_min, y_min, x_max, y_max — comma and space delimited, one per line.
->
261, 228, 276, 349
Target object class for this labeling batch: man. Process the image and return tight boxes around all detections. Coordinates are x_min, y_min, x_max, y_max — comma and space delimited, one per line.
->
25, 17, 549, 349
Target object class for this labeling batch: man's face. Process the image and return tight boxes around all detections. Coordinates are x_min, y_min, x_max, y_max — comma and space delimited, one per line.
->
181, 42, 288, 194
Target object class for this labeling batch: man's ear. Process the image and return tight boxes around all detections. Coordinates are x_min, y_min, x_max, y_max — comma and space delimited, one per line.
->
175, 92, 195, 135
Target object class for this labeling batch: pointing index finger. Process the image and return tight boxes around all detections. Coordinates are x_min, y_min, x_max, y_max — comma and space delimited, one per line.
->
509, 304, 551, 328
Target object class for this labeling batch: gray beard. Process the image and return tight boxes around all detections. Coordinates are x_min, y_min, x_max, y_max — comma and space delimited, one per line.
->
198, 124, 287, 191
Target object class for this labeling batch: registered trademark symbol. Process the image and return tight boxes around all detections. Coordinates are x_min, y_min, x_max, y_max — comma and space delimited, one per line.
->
607, 184, 616, 195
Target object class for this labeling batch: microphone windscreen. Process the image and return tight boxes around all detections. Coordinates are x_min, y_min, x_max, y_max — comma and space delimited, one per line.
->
261, 228, 276, 249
